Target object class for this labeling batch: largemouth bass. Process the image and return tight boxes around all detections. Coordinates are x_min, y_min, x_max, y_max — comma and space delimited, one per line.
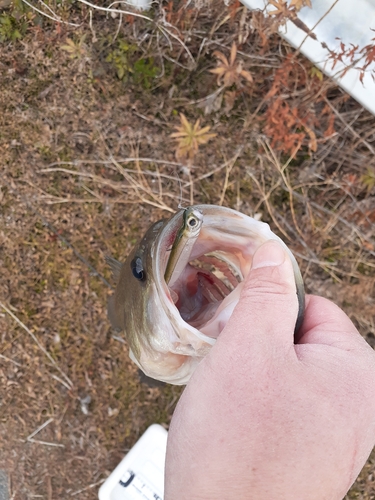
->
107, 205, 305, 385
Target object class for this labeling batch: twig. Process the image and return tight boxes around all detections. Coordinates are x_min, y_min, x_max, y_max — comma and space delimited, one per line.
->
105, 150, 176, 213
51, 374, 73, 391
89, 9, 98, 43
182, 157, 240, 188
261, 139, 305, 240
76, 0, 152, 21
246, 170, 290, 241
70, 479, 105, 496
21, 0, 80, 26
38, 0, 60, 18
74, 0, 195, 66
188, 168, 194, 205
95, 132, 178, 211
112, 334, 126, 343
218, 147, 243, 206
45, 157, 188, 168
27, 439, 65, 448
289, 191, 375, 259
41, 165, 184, 186
27, 418, 54, 441
0, 353, 22, 367
159, 24, 195, 67
0, 302, 74, 389
323, 97, 375, 155
293, 250, 342, 282
113, 11, 123, 42
274, 211, 344, 282
295, 0, 340, 54
39, 165, 191, 208
25, 418, 64, 448
46, 475, 53, 500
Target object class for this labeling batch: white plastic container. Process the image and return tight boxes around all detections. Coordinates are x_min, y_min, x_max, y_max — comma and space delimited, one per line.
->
98, 424, 168, 500
127, 0, 152, 10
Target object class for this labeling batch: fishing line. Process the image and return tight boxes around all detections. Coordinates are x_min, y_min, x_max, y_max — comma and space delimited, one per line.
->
175, 167, 187, 210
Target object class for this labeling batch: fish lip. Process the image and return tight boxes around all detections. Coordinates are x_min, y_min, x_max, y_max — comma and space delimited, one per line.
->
153, 206, 216, 346
152, 204, 251, 342
153, 204, 305, 337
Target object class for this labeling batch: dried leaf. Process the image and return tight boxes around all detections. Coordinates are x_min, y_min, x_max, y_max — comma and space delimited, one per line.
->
196, 91, 224, 115
310, 66, 323, 81
210, 43, 253, 88
268, 0, 291, 17
171, 114, 217, 161
304, 125, 317, 152
289, 0, 312, 10
61, 35, 87, 59
61, 39, 77, 54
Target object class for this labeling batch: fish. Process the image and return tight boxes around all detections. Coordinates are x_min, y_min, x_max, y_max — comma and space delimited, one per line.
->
107, 205, 305, 385
164, 207, 204, 287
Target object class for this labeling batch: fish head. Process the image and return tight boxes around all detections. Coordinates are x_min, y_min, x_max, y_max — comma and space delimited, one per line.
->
108, 213, 212, 384
108, 205, 305, 385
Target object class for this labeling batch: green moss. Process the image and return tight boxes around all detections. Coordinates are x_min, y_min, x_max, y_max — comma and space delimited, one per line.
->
0, 13, 26, 42
133, 57, 159, 89
357, 262, 374, 276
106, 40, 137, 80
33, 279, 47, 294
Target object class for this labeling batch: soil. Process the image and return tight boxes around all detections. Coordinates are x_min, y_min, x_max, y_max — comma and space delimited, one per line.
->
0, 1, 374, 498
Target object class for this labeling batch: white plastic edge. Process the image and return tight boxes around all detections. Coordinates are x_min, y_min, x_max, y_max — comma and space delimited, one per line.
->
98, 424, 168, 500
127, 0, 152, 10
239, 0, 375, 116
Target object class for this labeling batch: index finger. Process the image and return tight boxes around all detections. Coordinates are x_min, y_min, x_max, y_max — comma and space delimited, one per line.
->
296, 295, 361, 346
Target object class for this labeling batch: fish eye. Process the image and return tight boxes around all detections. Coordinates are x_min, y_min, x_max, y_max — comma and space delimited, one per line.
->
188, 217, 197, 227
130, 257, 146, 281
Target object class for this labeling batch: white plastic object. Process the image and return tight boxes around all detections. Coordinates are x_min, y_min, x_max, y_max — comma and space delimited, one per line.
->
240, 0, 375, 116
98, 424, 168, 500
127, 0, 152, 10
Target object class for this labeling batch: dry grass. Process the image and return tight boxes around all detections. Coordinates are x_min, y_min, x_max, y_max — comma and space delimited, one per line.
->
0, 0, 374, 498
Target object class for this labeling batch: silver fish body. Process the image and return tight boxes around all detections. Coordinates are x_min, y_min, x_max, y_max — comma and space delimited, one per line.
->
164, 207, 204, 287
108, 205, 305, 385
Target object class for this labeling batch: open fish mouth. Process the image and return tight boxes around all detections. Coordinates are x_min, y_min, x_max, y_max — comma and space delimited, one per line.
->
154, 204, 304, 346
177, 252, 243, 326
108, 204, 305, 385
167, 249, 245, 339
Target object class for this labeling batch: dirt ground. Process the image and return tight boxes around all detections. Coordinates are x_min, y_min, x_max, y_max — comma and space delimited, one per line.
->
1, 1, 375, 498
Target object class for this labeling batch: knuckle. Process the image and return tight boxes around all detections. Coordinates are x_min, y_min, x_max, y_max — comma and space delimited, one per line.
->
242, 267, 296, 300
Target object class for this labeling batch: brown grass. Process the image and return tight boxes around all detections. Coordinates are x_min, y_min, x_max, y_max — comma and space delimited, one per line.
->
0, 0, 374, 498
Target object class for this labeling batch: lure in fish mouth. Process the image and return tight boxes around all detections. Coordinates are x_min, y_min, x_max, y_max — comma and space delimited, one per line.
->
107, 205, 305, 385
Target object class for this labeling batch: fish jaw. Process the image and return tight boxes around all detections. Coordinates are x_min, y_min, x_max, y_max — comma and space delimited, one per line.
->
109, 205, 305, 385
108, 214, 214, 385
154, 205, 304, 342
124, 277, 214, 385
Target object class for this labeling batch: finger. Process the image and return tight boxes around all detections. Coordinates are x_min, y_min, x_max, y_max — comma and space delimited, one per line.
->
297, 295, 361, 346
218, 240, 299, 355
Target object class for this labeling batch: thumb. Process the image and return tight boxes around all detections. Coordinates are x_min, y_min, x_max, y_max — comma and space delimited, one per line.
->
219, 239, 299, 354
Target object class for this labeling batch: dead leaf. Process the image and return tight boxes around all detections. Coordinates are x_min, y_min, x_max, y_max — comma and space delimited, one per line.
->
290, 0, 312, 10
210, 43, 253, 87
170, 114, 217, 160
196, 90, 224, 115
304, 125, 317, 152
268, 0, 291, 17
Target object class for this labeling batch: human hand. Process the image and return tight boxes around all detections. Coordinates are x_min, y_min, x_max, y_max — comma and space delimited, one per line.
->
165, 240, 375, 500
